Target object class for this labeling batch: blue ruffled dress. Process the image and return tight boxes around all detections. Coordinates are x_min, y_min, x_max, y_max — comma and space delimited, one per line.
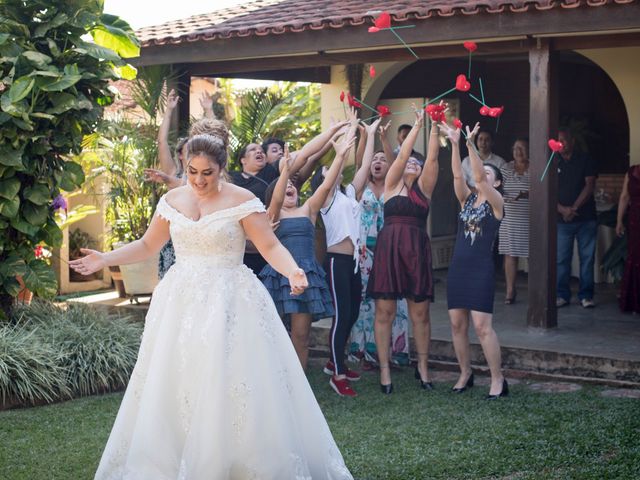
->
260, 217, 334, 321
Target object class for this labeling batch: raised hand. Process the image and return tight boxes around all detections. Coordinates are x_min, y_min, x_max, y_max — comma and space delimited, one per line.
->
378, 120, 391, 138
199, 91, 214, 116
331, 135, 357, 158
364, 117, 382, 136
69, 249, 106, 276
288, 268, 308, 296
439, 121, 460, 144
166, 89, 179, 110
465, 122, 481, 144
144, 168, 172, 185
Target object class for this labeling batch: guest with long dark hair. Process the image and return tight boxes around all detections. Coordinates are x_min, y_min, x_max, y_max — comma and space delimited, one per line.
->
441, 121, 507, 399
617, 165, 640, 314
367, 109, 440, 394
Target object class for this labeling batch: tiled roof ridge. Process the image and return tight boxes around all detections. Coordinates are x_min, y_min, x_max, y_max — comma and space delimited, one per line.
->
136, 0, 638, 47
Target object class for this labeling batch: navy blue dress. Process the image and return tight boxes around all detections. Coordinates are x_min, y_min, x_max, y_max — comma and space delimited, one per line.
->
260, 217, 334, 320
447, 193, 501, 313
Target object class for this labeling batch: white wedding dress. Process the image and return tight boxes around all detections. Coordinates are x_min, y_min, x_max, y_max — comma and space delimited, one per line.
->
95, 196, 353, 480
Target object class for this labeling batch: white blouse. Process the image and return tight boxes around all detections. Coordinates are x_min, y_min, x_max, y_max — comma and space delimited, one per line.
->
320, 184, 361, 271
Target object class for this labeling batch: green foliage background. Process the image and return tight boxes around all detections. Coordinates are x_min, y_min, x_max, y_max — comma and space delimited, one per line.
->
0, 0, 138, 315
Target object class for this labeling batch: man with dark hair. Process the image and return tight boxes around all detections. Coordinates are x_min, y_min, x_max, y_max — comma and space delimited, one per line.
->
461, 128, 506, 188
393, 124, 413, 155
556, 127, 597, 308
262, 137, 286, 165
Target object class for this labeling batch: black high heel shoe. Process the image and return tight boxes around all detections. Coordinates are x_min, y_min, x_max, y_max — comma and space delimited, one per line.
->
486, 378, 509, 400
380, 383, 394, 394
414, 367, 434, 390
451, 373, 475, 393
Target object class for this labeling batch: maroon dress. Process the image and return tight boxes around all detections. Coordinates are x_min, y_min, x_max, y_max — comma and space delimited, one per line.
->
620, 165, 640, 314
367, 183, 433, 302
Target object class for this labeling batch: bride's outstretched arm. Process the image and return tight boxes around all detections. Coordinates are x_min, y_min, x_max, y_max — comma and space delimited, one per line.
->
69, 215, 171, 275
242, 212, 308, 294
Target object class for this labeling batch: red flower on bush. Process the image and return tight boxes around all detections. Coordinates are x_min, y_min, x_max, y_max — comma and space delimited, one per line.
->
34, 245, 44, 259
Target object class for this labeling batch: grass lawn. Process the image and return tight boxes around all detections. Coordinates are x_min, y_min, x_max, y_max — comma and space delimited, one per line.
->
1, 366, 639, 480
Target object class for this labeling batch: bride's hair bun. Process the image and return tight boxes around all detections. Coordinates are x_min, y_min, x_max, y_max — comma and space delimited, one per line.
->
186, 134, 228, 169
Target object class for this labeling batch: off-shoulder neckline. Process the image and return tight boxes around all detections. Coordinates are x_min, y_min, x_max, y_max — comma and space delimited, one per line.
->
160, 196, 262, 223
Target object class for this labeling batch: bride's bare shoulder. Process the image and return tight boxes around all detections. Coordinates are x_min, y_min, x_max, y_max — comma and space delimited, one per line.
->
223, 183, 258, 205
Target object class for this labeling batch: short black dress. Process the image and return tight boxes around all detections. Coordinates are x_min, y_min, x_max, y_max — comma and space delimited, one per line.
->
447, 193, 501, 313
367, 183, 433, 302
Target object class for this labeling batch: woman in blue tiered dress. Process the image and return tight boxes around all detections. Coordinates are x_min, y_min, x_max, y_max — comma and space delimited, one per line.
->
261, 133, 356, 370
440, 121, 509, 400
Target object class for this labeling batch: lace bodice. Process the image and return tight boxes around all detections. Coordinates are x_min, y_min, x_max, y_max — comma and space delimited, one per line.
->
155, 195, 265, 268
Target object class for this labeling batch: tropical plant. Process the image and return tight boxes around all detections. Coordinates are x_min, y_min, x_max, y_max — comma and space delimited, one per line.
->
0, 0, 139, 317
228, 82, 321, 170
2, 299, 142, 407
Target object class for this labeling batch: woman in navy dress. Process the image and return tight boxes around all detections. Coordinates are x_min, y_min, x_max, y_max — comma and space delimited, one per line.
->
261, 129, 356, 371
368, 109, 440, 394
440, 121, 508, 399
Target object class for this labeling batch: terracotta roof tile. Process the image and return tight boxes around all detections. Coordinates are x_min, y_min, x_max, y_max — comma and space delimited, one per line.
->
136, 0, 638, 47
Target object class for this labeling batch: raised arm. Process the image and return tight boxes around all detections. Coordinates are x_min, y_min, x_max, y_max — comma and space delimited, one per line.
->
385, 109, 424, 195
266, 145, 291, 222
466, 123, 503, 218
69, 213, 170, 275
242, 213, 308, 295
199, 91, 216, 119
378, 121, 394, 167
282, 120, 349, 176
418, 121, 441, 198
355, 125, 367, 170
157, 88, 179, 177
616, 173, 630, 237
352, 118, 382, 199
440, 121, 470, 205
306, 133, 356, 215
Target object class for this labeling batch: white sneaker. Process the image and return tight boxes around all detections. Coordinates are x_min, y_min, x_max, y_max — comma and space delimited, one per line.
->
556, 298, 569, 308
581, 298, 595, 308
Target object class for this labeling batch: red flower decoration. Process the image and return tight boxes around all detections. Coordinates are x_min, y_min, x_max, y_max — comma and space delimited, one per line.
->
34, 245, 43, 259
374, 11, 391, 29
453, 118, 463, 129
339, 91, 345, 102
455, 74, 471, 92
369, 65, 376, 78
377, 105, 391, 117
548, 139, 564, 152
347, 93, 362, 109
425, 104, 446, 122
463, 41, 478, 53
488, 106, 504, 118
479, 106, 490, 116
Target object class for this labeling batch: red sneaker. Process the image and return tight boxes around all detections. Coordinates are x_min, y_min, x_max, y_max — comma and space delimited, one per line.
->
329, 376, 357, 397
323, 360, 361, 381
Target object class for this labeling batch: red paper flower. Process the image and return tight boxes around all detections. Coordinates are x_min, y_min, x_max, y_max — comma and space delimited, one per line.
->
463, 41, 478, 53
339, 91, 345, 102
488, 106, 504, 118
374, 11, 391, 29
347, 93, 362, 109
377, 105, 391, 117
369, 65, 376, 78
425, 104, 446, 122
479, 106, 490, 116
548, 139, 564, 152
455, 74, 471, 92
453, 118, 463, 129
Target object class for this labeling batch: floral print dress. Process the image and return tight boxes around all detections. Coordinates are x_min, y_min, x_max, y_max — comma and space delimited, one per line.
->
349, 186, 410, 366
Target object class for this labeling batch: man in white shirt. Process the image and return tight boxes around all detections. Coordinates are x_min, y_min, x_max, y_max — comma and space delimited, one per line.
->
461, 129, 506, 188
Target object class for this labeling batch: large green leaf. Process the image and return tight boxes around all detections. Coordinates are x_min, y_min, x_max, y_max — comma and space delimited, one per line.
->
0, 195, 20, 218
91, 14, 140, 59
2, 276, 22, 297
23, 184, 51, 205
33, 12, 70, 38
39, 74, 83, 92
73, 40, 121, 62
114, 63, 137, 81
23, 260, 58, 298
0, 177, 20, 199
59, 161, 85, 191
1, 92, 29, 116
0, 254, 27, 278
8, 75, 35, 103
22, 50, 53, 68
44, 219, 63, 247
0, 33, 10, 46
0, 146, 23, 167
23, 201, 49, 226
10, 216, 39, 236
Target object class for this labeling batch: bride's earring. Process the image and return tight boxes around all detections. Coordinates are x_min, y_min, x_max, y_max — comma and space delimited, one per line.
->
217, 174, 223, 192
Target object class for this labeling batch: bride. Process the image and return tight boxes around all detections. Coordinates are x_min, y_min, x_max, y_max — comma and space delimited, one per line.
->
71, 134, 353, 479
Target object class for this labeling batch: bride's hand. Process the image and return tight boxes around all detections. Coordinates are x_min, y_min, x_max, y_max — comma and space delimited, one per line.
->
69, 249, 107, 275
288, 268, 308, 296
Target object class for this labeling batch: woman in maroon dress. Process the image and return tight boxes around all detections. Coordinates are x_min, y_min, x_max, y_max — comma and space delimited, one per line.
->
367, 109, 441, 393
616, 165, 640, 314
